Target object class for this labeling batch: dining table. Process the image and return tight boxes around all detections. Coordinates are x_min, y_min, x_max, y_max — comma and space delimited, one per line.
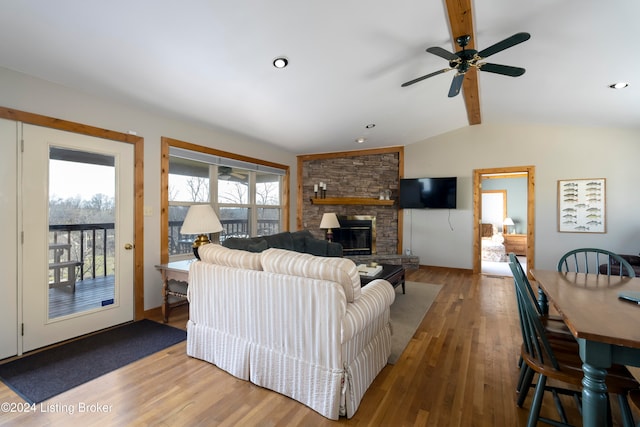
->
530, 269, 640, 427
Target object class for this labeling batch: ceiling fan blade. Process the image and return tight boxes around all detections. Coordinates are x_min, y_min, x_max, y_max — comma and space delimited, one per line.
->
476, 32, 530, 59
448, 73, 465, 97
426, 46, 458, 61
479, 63, 526, 77
401, 68, 452, 87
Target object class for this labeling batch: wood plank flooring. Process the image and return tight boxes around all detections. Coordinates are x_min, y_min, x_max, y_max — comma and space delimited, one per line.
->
1, 267, 638, 426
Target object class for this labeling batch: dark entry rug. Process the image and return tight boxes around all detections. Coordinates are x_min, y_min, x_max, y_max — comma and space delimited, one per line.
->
0, 319, 186, 404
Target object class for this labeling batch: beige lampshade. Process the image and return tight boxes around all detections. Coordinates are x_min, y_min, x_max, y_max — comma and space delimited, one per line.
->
319, 213, 340, 230
503, 217, 515, 234
181, 204, 223, 237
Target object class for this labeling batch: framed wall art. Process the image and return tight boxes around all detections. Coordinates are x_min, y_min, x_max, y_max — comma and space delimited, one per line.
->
557, 178, 606, 233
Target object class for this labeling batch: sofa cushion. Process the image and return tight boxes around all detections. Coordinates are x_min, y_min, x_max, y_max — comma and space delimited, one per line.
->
326, 241, 343, 257
198, 243, 263, 271
246, 239, 269, 253
291, 230, 313, 252
305, 235, 330, 256
260, 248, 361, 302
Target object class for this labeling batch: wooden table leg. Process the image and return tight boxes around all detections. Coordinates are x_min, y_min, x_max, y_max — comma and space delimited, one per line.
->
161, 270, 169, 323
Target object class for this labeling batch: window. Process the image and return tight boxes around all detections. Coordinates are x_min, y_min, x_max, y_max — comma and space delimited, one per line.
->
166, 145, 287, 259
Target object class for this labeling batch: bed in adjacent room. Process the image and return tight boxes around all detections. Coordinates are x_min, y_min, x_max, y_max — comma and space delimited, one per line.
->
481, 224, 508, 262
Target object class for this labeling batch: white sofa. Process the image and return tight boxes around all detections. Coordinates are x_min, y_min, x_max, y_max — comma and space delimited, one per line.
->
186, 244, 395, 420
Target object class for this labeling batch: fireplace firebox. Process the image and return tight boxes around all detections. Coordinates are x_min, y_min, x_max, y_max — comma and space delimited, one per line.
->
332, 215, 375, 255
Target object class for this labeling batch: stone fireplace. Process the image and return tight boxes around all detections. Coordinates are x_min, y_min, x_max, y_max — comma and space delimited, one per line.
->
332, 215, 376, 255
298, 148, 403, 256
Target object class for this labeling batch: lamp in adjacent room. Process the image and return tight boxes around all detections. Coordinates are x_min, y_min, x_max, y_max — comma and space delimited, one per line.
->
503, 217, 515, 234
181, 204, 224, 259
319, 213, 340, 242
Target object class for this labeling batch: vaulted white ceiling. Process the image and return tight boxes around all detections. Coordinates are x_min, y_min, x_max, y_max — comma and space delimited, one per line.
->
0, 0, 638, 154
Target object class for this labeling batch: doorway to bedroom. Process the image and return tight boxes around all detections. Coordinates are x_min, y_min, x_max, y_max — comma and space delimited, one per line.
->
472, 166, 535, 276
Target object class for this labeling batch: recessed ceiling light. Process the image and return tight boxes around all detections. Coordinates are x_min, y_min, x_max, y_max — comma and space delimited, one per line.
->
365, 124, 376, 129
273, 57, 289, 68
609, 82, 629, 89
355, 137, 366, 144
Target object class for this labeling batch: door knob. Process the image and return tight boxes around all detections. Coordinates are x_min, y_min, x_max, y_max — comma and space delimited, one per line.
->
124, 243, 133, 250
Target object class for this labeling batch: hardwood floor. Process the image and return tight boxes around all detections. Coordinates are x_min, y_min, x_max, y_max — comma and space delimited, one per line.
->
1, 267, 638, 426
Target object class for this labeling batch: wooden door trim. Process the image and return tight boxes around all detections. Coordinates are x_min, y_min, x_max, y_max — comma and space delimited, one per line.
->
473, 166, 535, 275
0, 106, 145, 320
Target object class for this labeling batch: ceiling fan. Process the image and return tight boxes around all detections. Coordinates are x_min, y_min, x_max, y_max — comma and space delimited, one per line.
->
218, 166, 246, 181
401, 32, 531, 97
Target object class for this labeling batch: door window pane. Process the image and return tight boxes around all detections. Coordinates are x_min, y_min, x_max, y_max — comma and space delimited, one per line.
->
48, 147, 116, 319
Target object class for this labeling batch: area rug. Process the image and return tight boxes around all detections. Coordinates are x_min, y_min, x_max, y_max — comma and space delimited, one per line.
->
388, 281, 442, 364
0, 319, 186, 404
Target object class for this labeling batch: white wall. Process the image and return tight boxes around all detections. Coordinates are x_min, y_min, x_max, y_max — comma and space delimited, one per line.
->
404, 123, 640, 270
0, 67, 297, 310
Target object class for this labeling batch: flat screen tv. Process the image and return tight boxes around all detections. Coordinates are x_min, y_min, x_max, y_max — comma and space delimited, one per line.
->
399, 177, 457, 209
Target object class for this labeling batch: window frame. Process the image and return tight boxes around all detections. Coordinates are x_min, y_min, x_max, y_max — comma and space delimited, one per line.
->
161, 137, 290, 263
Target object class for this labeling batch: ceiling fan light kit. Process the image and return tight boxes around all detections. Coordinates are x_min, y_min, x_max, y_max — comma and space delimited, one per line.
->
402, 32, 531, 97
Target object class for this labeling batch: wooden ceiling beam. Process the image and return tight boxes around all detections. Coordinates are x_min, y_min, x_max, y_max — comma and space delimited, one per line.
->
444, 0, 481, 125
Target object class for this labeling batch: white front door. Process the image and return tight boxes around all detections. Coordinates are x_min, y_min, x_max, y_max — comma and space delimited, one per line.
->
21, 124, 135, 352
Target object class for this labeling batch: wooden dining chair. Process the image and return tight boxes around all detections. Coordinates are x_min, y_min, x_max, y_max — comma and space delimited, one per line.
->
509, 260, 639, 427
557, 248, 636, 277
509, 253, 575, 395
630, 389, 640, 427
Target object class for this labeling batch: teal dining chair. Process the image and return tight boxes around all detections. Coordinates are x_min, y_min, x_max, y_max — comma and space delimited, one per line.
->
630, 389, 640, 427
510, 259, 639, 427
509, 253, 575, 395
557, 248, 636, 277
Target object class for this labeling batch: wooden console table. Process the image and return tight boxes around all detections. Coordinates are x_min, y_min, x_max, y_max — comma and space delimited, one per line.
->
155, 259, 194, 322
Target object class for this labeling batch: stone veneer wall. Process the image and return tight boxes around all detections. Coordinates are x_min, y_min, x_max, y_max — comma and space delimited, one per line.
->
301, 151, 400, 255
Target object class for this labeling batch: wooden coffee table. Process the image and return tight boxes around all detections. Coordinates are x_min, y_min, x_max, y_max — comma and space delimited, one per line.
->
360, 263, 405, 294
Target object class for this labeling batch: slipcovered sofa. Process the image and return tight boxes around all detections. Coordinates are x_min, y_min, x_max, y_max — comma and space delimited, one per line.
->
186, 244, 395, 419
221, 229, 343, 257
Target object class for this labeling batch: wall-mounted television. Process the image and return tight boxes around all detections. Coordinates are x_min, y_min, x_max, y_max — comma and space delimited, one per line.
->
399, 177, 457, 209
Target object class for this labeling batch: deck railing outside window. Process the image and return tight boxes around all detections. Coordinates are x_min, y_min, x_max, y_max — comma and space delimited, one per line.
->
49, 219, 282, 271
168, 219, 280, 255
49, 223, 115, 281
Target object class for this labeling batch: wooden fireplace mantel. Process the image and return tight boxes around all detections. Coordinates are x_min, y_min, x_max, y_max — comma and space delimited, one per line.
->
309, 197, 394, 206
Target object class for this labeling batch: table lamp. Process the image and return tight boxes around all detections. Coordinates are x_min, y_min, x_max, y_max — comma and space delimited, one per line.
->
503, 217, 515, 234
320, 213, 340, 242
181, 204, 224, 259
